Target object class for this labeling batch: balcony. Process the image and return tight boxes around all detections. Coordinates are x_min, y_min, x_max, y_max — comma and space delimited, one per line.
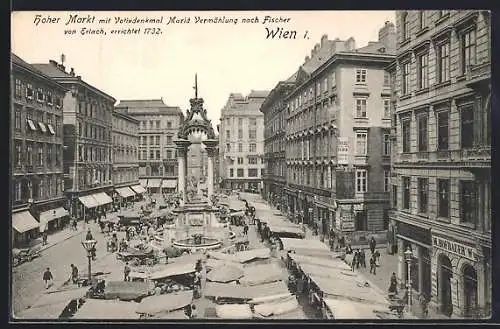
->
466, 62, 491, 88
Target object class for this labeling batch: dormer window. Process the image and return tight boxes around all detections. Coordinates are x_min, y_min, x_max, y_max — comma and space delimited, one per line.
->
36, 89, 44, 102
26, 84, 34, 99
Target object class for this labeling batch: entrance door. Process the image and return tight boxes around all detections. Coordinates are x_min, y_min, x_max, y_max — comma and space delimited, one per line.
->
439, 255, 453, 316
421, 248, 432, 297
463, 265, 478, 317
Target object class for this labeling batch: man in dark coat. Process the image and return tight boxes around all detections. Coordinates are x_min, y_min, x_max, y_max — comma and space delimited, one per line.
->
43, 267, 53, 289
360, 249, 367, 268
369, 237, 377, 255
71, 264, 79, 284
85, 229, 93, 241
370, 256, 377, 275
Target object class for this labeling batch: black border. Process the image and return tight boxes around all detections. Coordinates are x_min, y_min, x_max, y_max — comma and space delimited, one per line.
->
6, 0, 500, 327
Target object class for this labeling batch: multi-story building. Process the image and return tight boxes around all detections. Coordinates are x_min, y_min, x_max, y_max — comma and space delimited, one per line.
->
284, 26, 396, 242
219, 91, 268, 192
261, 75, 297, 209
11, 54, 68, 247
33, 60, 116, 221
391, 10, 491, 318
115, 99, 184, 194
112, 110, 140, 207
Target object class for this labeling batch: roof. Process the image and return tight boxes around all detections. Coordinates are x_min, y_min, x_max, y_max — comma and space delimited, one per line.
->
285, 71, 298, 83
11, 54, 68, 91
353, 41, 395, 56
31, 63, 73, 78
248, 90, 270, 98
301, 39, 337, 74
116, 99, 183, 115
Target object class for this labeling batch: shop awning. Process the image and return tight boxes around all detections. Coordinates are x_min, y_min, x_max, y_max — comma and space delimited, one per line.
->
93, 192, 113, 206
116, 187, 135, 198
38, 122, 47, 133
12, 211, 40, 233
161, 179, 177, 189
47, 123, 55, 135
39, 208, 69, 223
147, 179, 162, 188
78, 195, 99, 209
139, 179, 147, 188
26, 119, 37, 131
131, 185, 146, 194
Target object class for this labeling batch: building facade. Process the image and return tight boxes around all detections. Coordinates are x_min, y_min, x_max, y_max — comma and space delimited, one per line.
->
115, 99, 184, 194
285, 27, 396, 243
11, 54, 69, 246
261, 77, 296, 209
112, 110, 140, 207
391, 10, 491, 318
219, 91, 268, 192
34, 60, 116, 221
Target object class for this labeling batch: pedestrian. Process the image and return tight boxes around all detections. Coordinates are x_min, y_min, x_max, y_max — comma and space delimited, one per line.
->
389, 272, 398, 296
184, 304, 192, 319
72, 218, 78, 231
124, 262, 131, 282
369, 237, 376, 255
374, 250, 381, 267
356, 249, 361, 269
190, 304, 198, 318
351, 252, 357, 272
71, 264, 79, 284
370, 256, 377, 275
42, 231, 48, 245
360, 249, 366, 268
43, 267, 53, 289
99, 221, 106, 233
85, 229, 93, 241
243, 224, 249, 236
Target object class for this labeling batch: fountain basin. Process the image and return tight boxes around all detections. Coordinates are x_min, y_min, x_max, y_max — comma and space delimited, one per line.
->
173, 237, 222, 251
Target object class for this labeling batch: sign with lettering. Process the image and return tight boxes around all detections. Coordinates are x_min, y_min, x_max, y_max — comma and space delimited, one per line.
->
396, 222, 431, 245
432, 236, 478, 262
337, 137, 349, 165
340, 205, 354, 231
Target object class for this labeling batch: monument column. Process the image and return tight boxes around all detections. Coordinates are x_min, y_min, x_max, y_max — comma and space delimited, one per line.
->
203, 139, 218, 200
174, 139, 191, 204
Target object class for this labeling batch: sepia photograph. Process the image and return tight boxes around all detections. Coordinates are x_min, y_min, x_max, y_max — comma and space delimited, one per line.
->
10, 9, 491, 321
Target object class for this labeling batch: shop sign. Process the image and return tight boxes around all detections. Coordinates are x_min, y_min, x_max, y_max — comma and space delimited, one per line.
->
337, 137, 349, 165
432, 236, 478, 262
396, 222, 431, 245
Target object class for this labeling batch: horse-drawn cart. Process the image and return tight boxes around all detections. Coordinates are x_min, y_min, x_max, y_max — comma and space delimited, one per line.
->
116, 247, 158, 266
12, 245, 42, 266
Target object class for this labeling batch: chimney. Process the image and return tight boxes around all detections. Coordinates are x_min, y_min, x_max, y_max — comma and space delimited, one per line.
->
58, 64, 66, 72
70, 68, 75, 76
321, 34, 328, 46
49, 59, 58, 66
76, 75, 81, 80
345, 37, 356, 51
378, 21, 396, 53
304, 55, 310, 63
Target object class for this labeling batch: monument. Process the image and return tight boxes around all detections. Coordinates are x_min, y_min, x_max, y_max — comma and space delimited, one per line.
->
167, 75, 224, 251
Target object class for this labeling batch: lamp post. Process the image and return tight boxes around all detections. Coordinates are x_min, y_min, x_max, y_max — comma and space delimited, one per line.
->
404, 246, 414, 309
82, 239, 97, 284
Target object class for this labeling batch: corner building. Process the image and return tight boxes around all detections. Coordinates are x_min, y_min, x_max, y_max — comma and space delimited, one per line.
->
115, 99, 184, 194
391, 10, 491, 318
11, 54, 69, 247
33, 60, 115, 221
284, 25, 395, 243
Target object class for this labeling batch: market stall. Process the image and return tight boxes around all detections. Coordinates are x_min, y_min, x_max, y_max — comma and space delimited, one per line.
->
279, 238, 332, 258
135, 291, 193, 318
73, 299, 140, 319
206, 258, 244, 271
215, 304, 253, 319
239, 262, 286, 286
253, 296, 302, 318
204, 281, 289, 301
148, 262, 196, 281
235, 248, 271, 264
287, 253, 350, 271
103, 281, 153, 301
322, 298, 385, 319
206, 265, 244, 283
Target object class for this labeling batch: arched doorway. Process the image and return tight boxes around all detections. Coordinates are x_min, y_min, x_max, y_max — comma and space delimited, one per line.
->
463, 265, 478, 317
438, 254, 453, 317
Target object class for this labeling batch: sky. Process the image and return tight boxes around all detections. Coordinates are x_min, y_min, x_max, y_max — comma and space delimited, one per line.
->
12, 10, 395, 126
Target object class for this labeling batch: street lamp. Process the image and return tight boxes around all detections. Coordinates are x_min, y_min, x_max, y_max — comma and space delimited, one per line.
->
82, 239, 97, 284
404, 246, 414, 309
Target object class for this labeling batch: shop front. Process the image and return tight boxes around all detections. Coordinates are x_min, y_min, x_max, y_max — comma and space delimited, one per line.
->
314, 198, 337, 240
395, 221, 432, 307
115, 186, 136, 209
161, 179, 178, 194
147, 178, 162, 194
12, 209, 40, 248
430, 231, 490, 318
38, 207, 70, 234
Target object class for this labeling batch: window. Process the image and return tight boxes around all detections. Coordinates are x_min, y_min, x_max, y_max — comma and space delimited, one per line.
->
323, 78, 328, 92
384, 170, 390, 192
249, 129, 256, 139
166, 136, 172, 145
437, 42, 450, 83
248, 156, 258, 165
167, 121, 172, 128
402, 177, 410, 210
417, 115, 428, 151
402, 119, 411, 153
238, 118, 243, 126
384, 72, 390, 86
156, 150, 161, 160
461, 105, 474, 148
356, 169, 367, 193
226, 143, 231, 152
36, 89, 44, 102
437, 179, 450, 218
149, 150, 155, 160
26, 83, 34, 98
237, 157, 244, 165
355, 99, 367, 118
226, 130, 230, 139
437, 111, 449, 151
155, 136, 160, 145
149, 136, 155, 145
417, 53, 429, 89
47, 145, 53, 166
402, 62, 411, 94
156, 120, 160, 129
418, 178, 428, 214
355, 132, 367, 155
15, 107, 22, 130
238, 143, 243, 152
392, 185, 398, 208
250, 118, 257, 126
46, 91, 53, 105
55, 97, 62, 108
15, 79, 22, 98
249, 143, 256, 152
383, 99, 391, 118
248, 169, 258, 177
383, 134, 391, 155
418, 11, 426, 30
14, 141, 22, 167
229, 169, 234, 177
37, 143, 44, 166
355, 211, 368, 231
237, 169, 244, 177
461, 29, 476, 74
460, 181, 476, 225
403, 12, 410, 40
355, 69, 367, 83
166, 150, 172, 159
238, 129, 243, 139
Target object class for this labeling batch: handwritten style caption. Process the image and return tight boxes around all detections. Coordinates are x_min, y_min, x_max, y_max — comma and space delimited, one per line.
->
33, 14, 310, 39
